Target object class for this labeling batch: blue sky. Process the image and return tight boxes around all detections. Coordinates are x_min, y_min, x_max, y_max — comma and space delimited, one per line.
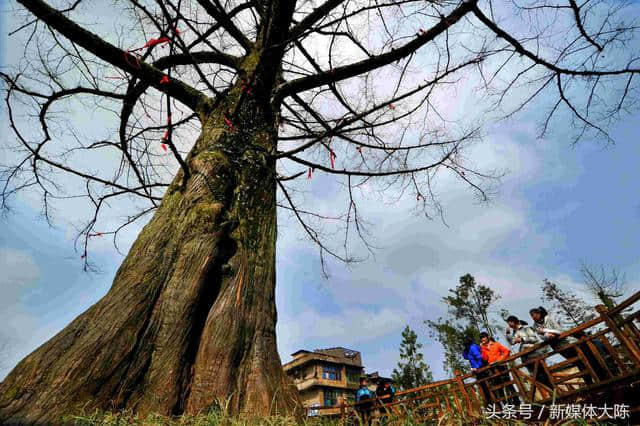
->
1, 0, 640, 383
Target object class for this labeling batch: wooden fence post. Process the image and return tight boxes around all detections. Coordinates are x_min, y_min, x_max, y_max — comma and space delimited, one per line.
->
454, 370, 473, 414
595, 304, 640, 369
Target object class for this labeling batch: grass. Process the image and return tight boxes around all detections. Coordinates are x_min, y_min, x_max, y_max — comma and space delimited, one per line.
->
62, 395, 622, 426
63, 409, 603, 426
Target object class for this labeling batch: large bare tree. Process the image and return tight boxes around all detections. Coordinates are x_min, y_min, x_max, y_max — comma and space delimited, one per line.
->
1, 0, 638, 422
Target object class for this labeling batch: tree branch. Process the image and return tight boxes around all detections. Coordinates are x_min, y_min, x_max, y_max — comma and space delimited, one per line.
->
275, 0, 478, 102
16, 0, 213, 113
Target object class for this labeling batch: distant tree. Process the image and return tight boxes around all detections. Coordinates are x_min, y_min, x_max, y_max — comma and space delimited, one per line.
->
443, 274, 499, 335
426, 274, 500, 375
541, 279, 596, 328
425, 321, 480, 375
580, 264, 627, 310
392, 326, 433, 390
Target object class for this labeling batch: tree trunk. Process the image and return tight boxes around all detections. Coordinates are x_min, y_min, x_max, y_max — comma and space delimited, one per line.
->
0, 92, 301, 423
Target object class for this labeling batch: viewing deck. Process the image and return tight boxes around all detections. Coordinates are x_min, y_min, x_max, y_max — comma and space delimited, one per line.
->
307, 291, 640, 423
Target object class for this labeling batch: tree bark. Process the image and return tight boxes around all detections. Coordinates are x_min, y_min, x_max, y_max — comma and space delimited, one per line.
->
0, 93, 301, 423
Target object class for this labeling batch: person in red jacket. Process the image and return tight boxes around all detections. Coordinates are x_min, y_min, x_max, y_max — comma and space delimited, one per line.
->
479, 332, 520, 406
480, 333, 511, 363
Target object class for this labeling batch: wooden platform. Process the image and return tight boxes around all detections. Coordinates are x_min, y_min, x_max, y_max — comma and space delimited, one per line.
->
307, 291, 640, 423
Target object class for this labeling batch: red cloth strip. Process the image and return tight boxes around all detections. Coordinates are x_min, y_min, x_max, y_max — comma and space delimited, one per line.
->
224, 116, 235, 131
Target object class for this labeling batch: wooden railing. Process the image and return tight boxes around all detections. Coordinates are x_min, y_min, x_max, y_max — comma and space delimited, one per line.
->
304, 291, 640, 422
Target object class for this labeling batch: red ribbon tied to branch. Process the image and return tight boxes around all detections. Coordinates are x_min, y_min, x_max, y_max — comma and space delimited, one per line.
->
240, 78, 252, 95
160, 75, 170, 84
307, 167, 313, 179
161, 130, 170, 152
327, 139, 337, 169
145, 36, 170, 49
129, 36, 171, 53
224, 116, 235, 132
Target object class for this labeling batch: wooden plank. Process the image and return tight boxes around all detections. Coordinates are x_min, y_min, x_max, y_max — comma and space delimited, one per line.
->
451, 390, 462, 413
489, 379, 516, 392
598, 333, 628, 373
554, 369, 589, 384
605, 290, 640, 316
547, 356, 580, 371
511, 367, 529, 403
454, 370, 472, 412
540, 359, 557, 395
529, 359, 541, 401
538, 368, 640, 405
585, 339, 613, 379
596, 304, 640, 368
575, 345, 598, 383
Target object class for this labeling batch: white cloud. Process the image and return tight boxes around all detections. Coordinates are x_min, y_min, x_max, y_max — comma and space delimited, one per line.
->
0, 248, 40, 302
279, 306, 406, 360
0, 249, 42, 379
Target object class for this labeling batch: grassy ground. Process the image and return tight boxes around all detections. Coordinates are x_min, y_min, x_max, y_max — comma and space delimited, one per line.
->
63, 409, 611, 426
61, 396, 614, 426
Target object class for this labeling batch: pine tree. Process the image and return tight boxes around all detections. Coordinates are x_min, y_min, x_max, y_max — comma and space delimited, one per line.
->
426, 274, 500, 375
392, 326, 433, 390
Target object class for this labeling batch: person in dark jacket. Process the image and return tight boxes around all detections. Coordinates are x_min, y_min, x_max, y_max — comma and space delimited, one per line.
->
375, 380, 395, 404
375, 380, 396, 423
355, 377, 373, 424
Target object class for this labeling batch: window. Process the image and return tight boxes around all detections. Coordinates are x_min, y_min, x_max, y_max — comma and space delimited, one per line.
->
322, 364, 341, 381
324, 389, 338, 406
346, 368, 361, 385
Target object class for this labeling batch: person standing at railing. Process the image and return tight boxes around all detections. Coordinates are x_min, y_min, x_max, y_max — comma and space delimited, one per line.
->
355, 377, 374, 425
529, 306, 594, 384
480, 332, 520, 405
375, 379, 395, 404
463, 338, 491, 405
375, 380, 396, 423
505, 315, 553, 390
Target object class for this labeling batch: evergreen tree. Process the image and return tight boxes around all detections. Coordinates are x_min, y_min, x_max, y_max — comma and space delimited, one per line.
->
392, 326, 433, 390
425, 274, 500, 375
541, 279, 596, 328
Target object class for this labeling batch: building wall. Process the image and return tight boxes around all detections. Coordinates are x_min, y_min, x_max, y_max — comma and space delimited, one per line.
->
300, 389, 323, 407
283, 349, 365, 415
